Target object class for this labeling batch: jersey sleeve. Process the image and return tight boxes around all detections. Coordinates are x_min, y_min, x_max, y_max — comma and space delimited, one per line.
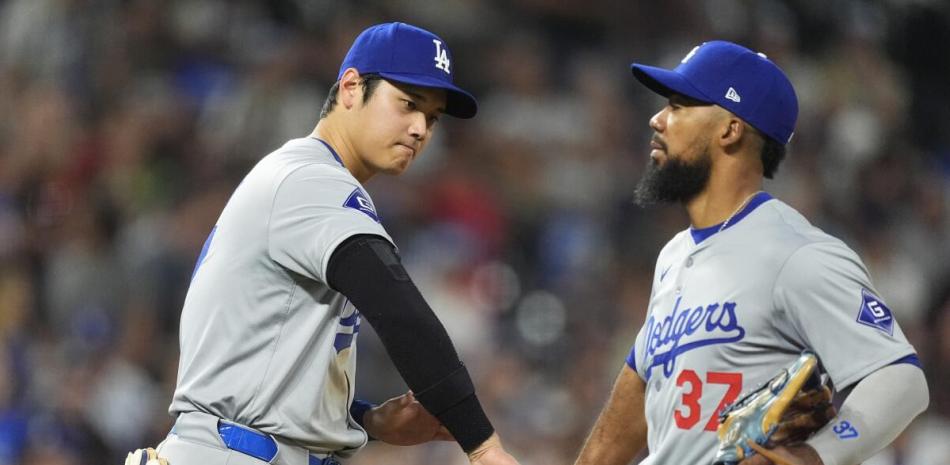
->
267, 164, 393, 283
773, 240, 916, 390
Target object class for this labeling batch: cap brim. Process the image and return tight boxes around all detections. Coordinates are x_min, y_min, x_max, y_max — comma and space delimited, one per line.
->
378, 72, 478, 119
630, 64, 712, 104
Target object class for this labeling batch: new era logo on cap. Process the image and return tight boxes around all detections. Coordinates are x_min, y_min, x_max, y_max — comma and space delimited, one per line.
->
725, 87, 741, 102
338, 22, 477, 118
630, 40, 798, 145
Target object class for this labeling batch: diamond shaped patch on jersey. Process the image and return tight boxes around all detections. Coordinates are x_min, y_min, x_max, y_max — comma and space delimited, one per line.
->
856, 289, 894, 336
344, 187, 380, 222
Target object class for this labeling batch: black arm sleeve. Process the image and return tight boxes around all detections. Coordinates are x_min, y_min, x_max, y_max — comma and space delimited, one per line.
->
327, 234, 494, 452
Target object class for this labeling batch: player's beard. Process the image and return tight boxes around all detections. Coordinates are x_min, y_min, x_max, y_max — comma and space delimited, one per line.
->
634, 148, 712, 206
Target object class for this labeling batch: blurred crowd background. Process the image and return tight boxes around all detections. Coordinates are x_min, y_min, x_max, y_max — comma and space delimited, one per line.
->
0, 0, 948, 464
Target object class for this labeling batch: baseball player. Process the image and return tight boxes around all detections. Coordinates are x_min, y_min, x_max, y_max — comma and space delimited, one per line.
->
573, 41, 929, 465
128, 23, 520, 465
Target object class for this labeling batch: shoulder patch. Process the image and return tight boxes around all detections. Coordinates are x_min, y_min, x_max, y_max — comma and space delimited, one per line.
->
344, 187, 380, 223
856, 289, 894, 336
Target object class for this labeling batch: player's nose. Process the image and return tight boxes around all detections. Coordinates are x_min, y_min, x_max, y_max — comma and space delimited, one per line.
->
649, 107, 667, 132
408, 112, 427, 141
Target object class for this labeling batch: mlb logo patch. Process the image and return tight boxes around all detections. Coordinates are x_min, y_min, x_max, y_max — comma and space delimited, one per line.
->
344, 187, 380, 222
856, 289, 894, 336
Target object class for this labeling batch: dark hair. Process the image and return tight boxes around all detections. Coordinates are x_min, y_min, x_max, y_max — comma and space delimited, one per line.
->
760, 135, 786, 179
319, 74, 384, 119
746, 123, 786, 179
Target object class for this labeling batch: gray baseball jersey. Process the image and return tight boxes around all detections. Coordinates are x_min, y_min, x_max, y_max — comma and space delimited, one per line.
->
627, 192, 917, 465
170, 137, 392, 456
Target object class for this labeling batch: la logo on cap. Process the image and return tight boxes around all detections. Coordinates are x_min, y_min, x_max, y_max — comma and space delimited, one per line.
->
433, 39, 451, 74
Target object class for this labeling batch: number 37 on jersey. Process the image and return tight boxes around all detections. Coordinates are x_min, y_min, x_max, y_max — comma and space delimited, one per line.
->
673, 369, 743, 431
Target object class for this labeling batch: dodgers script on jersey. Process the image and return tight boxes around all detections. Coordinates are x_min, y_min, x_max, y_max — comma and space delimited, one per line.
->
627, 192, 916, 465
171, 137, 392, 456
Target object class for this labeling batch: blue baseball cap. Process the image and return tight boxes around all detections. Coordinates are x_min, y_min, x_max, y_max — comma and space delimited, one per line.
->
631, 41, 798, 145
338, 22, 478, 119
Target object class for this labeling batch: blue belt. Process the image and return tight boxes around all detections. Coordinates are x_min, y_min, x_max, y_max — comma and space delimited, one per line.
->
216, 422, 339, 465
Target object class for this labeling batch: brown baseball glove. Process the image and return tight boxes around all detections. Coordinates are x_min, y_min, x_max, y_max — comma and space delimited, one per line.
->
712, 351, 836, 465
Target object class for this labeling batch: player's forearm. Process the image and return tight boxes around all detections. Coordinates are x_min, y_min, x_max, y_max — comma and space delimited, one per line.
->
575, 365, 648, 465
328, 234, 494, 451
327, 235, 469, 390
807, 363, 928, 465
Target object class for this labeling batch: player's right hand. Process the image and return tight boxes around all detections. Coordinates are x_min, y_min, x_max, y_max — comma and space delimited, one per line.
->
467, 433, 521, 465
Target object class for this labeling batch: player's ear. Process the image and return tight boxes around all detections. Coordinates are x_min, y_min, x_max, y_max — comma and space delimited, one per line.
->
717, 114, 745, 150
338, 68, 363, 109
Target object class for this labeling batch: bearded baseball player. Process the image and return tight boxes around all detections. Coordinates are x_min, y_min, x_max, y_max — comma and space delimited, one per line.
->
125, 22, 520, 465
574, 41, 929, 465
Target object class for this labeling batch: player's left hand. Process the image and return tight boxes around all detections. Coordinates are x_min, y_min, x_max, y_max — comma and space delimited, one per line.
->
363, 390, 453, 445
738, 443, 823, 465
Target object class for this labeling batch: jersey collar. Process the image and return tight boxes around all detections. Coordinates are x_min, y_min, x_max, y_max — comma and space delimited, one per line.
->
311, 137, 345, 167
689, 191, 773, 244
